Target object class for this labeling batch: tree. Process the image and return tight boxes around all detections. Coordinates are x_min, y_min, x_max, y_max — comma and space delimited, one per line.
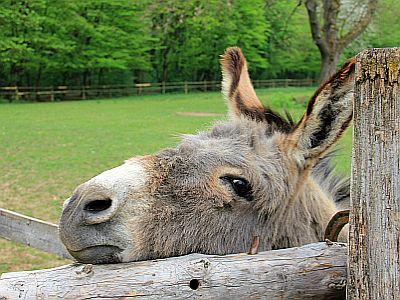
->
148, 0, 268, 82
56, 0, 152, 85
0, 0, 391, 89
345, 0, 400, 52
304, 0, 378, 83
0, 0, 152, 86
262, 0, 320, 79
0, 0, 47, 86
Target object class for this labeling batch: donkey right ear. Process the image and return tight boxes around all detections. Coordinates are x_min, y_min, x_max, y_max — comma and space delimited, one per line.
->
220, 47, 265, 120
285, 58, 356, 169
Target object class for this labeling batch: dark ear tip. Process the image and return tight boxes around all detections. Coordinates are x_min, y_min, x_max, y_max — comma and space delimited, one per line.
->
224, 47, 242, 57
330, 56, 356, 83
341, 57, 356, 73
220, 47, 245, 71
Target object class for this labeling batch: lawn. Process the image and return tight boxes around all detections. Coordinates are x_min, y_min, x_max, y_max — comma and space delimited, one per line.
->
0, 87, 352, 273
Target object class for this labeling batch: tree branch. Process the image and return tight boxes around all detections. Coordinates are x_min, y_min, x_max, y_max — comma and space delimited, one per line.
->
305, 0, 328, 56
338, 0, 378, 51
322, 0, 340, 49
281, 0, 303, 38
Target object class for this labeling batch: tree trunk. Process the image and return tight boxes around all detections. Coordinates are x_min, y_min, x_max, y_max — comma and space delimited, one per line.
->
82, 69, 91, 86
97, 68, 104, 85
9, 63, 18, 86
61, 71, 68, 86
305, 0, 378, 83
348, 48, 400, 299
320, 51, 340, 83
162, 50, 169, 82
35, 64, 42, 87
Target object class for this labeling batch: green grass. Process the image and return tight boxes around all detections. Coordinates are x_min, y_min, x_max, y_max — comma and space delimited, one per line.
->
0, 87, 352, 273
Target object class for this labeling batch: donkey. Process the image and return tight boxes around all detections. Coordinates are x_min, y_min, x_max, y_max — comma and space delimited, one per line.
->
59, 48, 355, 264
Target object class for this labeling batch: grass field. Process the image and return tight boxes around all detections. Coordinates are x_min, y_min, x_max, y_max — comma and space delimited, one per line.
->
0, 87, 353, 273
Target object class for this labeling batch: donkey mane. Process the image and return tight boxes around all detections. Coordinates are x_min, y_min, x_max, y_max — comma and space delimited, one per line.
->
313, 153, 350, 208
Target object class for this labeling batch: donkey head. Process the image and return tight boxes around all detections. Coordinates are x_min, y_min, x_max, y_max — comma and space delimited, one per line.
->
59, 48, 355, 264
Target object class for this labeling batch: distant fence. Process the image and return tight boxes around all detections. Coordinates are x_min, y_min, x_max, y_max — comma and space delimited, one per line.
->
0, 78, 315, 102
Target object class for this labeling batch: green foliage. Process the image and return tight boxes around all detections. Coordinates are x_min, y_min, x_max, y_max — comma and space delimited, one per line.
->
0, 0, 397, 87
148, 0, 269, 81
262, 0, 320, 78
0, 0, 152, 86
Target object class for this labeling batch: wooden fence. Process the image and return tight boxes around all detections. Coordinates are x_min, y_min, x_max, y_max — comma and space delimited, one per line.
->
347, 48, 400, 299
0, 78, 314, 102
0, 48, 399, 299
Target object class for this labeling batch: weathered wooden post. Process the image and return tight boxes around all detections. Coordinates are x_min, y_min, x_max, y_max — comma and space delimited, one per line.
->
348, 48, 400, 299
50, 86, 55, 101
284, 78, 289, 87
81, 86, 87, 100
0, 242, 348, 299
14, 86, 19, 101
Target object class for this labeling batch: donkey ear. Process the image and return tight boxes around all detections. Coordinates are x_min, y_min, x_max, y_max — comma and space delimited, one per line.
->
220, 47, 265, 120
287, 58, 356, 168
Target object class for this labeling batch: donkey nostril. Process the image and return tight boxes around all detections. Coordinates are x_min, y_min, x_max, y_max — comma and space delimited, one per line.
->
84, 199, 112, 212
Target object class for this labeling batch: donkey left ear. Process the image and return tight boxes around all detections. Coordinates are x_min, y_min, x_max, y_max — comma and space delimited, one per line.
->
286, 58, 356, 168
220, 47, 265, 120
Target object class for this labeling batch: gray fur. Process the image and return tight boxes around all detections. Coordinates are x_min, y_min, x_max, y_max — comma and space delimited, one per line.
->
59, 48, 354, 264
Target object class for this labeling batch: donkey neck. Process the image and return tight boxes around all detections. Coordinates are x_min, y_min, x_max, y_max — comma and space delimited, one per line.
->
262, 177, 338, 250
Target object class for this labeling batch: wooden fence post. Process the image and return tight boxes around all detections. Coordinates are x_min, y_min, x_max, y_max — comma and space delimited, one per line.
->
50, 86, 54, 101
348, 48, 400, 299
14, 86, 19, 101
81, 86, 86, 100
284, 79, 289, 87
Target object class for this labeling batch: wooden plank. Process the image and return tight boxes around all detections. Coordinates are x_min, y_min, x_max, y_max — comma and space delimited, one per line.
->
0, 242, 346, 299
135, 83, 152, 87
0, 208, 72, 259
348, 48, 400, 299
0, 86, 17, 90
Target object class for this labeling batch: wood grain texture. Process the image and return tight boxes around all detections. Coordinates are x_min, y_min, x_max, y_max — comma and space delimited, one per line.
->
348, 48, 400, 299
0, 242, 346, 299
0, 208, 72, 259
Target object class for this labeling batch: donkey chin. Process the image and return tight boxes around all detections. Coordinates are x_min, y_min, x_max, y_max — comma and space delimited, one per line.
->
68, 246, 123, 264
59, 220, 135, 264
59, 213, 128, 264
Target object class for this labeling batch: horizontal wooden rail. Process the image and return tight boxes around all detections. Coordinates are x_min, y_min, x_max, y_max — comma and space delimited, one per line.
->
0, 208, 348, 299
0, 242, 346, 299
0, 208, 72, 259
0, 79, 315, 102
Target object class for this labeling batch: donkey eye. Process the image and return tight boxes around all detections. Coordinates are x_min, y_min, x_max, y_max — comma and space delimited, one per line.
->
221, 176, 253, 200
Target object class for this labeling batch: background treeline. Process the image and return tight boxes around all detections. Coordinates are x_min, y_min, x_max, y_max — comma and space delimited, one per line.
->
0, 0, 399, 87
